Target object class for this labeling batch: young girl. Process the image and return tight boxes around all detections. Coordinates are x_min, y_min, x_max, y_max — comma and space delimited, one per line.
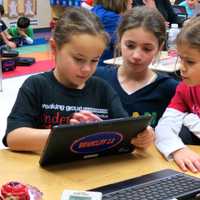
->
95, 6, 178, 127
155, 16, 200, 173
3, 7, 154, 153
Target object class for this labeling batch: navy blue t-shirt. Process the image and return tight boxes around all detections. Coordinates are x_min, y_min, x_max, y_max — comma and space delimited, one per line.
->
95, 65, 179, 127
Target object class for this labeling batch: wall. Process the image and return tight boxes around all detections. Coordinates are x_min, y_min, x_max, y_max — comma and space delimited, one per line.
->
3, 0, 52, 29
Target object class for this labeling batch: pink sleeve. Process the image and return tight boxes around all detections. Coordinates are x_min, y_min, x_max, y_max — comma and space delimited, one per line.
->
168, 82, 188, 113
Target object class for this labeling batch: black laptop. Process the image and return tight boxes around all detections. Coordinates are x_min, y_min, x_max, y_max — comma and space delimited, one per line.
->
39, 115, 151, 166
93, 169, 200, 200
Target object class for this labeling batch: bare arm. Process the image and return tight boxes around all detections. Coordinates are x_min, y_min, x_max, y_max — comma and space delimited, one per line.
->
7, 128, 50, 153
0, 31, 16, 48
4, 30, 12, 40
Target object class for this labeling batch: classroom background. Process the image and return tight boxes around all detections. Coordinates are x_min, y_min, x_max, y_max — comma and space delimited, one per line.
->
0, 0, 195, 147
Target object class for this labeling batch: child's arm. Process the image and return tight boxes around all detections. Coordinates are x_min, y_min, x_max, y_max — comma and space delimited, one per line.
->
155, 108, 187, 159
183, 113, 200, 138
0, 31, 16, 48
155, 108, 200, 173
6, 128, 50, 153
18, 29, 33, 44
4, 30, 12, 40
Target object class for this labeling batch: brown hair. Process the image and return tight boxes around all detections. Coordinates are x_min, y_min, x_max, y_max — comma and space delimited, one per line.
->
117, 6, 166, 47
93, 0, 129, 13
176, 16, 200, 51
53, 7, 109, 49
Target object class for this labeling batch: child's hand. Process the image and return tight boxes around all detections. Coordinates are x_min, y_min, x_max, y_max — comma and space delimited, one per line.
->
18, 29, 26, 37
69, 110, 102, 125
7, 41, 16, 48
165, 21, 170, 28
131, 126, 155, 150
172, 147, 200, 173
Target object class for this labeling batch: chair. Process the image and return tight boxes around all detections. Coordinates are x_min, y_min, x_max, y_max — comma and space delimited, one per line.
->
172, 5, 188, 23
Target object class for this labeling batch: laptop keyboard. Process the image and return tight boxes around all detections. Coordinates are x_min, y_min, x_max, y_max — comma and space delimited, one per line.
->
102, 173, 200, 200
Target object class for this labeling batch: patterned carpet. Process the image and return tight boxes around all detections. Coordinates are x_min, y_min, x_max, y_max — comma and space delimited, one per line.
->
2, 41, 54, 79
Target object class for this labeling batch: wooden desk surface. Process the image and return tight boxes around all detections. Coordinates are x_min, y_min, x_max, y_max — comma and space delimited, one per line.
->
0, 145, 199, 199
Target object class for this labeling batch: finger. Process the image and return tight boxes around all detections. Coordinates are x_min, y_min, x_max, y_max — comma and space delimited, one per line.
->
131, 138, 153, 149
193, 159, 200, 172
133, 132, 154, 145
138, 126, 154, 137
185, 160, 198, 173
133, 141, 152, 149
132, 137, 152, 145
69, 119, 81, 125
175, 159, 188, 172
80, 110, 102, 121
137, 132, 154, 141
71, 113, 89, 122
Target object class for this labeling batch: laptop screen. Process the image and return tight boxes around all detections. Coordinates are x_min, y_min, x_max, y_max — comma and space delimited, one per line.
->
39, 115, 151, 166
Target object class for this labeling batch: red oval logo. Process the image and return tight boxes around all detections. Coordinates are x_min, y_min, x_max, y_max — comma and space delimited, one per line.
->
70, 132, 123, 154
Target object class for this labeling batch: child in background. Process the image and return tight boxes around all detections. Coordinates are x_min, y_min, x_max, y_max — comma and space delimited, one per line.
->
133, 0, 182, 27
0, 5, 16, 48
3, 7, 154, 153
91, 0, 132, 66
179, 0, 198, 18
155, 16, 200, 173
95, 6, 178, 127
8, 16, 34, 46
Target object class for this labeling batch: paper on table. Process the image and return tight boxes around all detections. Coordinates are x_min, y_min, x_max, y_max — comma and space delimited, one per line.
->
103, 52, 180, 72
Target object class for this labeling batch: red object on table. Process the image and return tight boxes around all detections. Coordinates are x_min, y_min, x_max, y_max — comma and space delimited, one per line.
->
1, 181, 30, 200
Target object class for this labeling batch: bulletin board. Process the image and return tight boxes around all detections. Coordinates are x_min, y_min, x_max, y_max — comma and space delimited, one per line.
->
3, 0, 37, 18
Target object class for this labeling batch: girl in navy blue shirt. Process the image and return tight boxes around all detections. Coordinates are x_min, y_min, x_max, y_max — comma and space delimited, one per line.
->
95, 6, 178, 127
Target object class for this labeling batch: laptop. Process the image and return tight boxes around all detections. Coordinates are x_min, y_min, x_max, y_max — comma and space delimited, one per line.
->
172, 5, 188, 22
93, 169, 200, 200
39, 115, 151, 166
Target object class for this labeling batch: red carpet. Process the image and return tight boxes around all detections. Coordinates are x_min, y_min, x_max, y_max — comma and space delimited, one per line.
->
3, 60, 55, 79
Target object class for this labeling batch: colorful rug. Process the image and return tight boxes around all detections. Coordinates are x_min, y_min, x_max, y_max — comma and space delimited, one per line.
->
2, 43, 54, 79
3, 60, 54, 79
16, 44, 49, 54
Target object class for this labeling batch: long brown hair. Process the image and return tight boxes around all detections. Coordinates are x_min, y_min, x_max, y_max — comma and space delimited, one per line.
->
117, 6, 166, 47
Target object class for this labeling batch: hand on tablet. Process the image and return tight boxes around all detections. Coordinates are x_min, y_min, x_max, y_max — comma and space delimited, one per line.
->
69, 111, 102, 125
131, 126, 155, 150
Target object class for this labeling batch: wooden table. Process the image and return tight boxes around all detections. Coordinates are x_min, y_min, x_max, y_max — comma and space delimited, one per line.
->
0, 145, 199, 199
